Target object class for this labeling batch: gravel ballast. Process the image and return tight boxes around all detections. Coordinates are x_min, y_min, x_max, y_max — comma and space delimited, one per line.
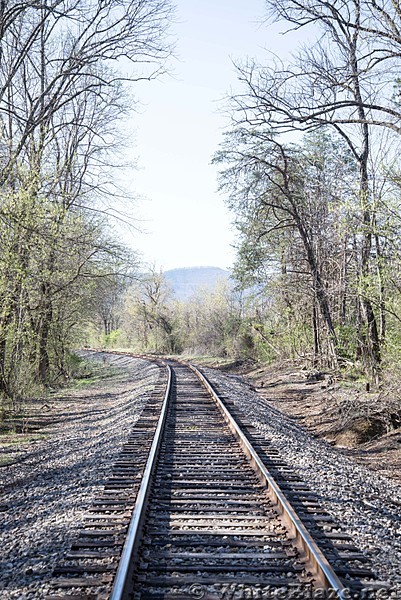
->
2, 355, 400, 599
0, 353, 161, 599
202, 366, 401, 598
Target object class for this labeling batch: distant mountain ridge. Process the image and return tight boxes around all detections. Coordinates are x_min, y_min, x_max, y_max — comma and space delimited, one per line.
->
164, 266, 231, 301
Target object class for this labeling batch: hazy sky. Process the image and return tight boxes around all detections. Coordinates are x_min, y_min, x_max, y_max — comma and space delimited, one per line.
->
124, 0, 283, 271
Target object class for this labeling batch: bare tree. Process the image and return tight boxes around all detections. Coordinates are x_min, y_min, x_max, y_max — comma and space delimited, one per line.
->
0, 0, 174, 399
0, 0, 173, 184
223, 0, 401, 379
123, 269, 179, 353
215, 127, 358, 367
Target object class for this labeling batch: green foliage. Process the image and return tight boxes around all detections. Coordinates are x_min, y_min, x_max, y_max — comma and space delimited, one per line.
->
336, 325, 358, 361
103, 329, 122, 348
0, 177, 135, 419
64, 352, 87, 379
0, 0, 174, 422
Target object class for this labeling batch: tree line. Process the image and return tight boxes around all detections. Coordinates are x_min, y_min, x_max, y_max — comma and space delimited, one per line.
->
89, 267, 248, 359
6, 0, 401, 418
0, 0, 173, 416
214, 0, 401, 384
93, 1, 401, 389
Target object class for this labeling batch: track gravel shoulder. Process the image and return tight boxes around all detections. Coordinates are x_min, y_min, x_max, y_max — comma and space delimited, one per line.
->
0, 353, 161, 599
201, 366, 401, 598
2, 354, 400, 598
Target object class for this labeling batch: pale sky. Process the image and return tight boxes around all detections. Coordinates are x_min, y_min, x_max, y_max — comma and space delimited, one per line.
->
123, 0, 287, 272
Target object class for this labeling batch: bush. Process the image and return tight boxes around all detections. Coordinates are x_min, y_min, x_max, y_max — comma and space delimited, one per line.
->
103, 329, 122, 348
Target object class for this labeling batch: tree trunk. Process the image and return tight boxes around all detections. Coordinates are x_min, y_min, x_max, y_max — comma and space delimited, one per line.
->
0, 336, 8, 395
359, 160, 381, 382
38, 298, 53, 384
375, 232, 386, 344
0, 296, 18, 396
340, 239, 348, 326
295, 216, 338, 367
312, 299, 320, 367
351, 35, 381, 382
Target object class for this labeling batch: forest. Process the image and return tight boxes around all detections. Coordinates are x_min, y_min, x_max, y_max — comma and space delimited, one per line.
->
3, 0, 401, 422
0, 0, 173, 416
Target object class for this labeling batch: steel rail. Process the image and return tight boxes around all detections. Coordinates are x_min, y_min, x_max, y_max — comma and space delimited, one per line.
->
190, 363, 349, 600
109, 364, 172, 600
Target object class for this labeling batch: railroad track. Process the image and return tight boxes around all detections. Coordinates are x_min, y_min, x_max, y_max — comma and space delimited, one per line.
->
46, 354, 382, 600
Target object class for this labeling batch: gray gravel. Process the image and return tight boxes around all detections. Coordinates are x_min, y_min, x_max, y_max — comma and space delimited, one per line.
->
0, 353, 161, 599
2, 355, 400, 599
202, 366, 401, 598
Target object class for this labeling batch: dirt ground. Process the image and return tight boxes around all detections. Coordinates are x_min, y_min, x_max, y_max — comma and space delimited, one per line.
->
239, 362, 401, 483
